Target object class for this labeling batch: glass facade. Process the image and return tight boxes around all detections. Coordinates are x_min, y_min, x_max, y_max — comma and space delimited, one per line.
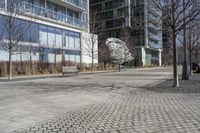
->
0, 15, 81, 63
3, 0, 88, 29
0, 0, 5, 9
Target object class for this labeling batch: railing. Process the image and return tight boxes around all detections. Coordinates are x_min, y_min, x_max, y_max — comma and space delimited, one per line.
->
20, 1, 86, 29
149, 33, 160, 42
63, 0, 87, 10
148, 23, 161, 31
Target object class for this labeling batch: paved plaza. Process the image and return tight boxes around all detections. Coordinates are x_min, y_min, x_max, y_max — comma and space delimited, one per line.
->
0, 67, 200, 133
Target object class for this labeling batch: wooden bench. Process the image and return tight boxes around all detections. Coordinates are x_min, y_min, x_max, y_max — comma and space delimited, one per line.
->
62, 66, 79, 76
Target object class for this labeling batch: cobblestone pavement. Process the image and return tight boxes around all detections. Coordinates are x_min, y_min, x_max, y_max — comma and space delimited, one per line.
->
1, 67, 200, 133
15, 93, 200, 133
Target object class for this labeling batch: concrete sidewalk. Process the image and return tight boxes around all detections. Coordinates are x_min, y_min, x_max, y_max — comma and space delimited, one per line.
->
0, 70, 118, 82
0, 67, 172, 133
11, 70, 200, 133
0, 67, 171, 82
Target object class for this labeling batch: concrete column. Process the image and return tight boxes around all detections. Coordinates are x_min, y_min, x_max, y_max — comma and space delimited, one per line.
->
144, 0, 149, 47
127, 0, 131, 27
87, 0, 90, 32
141, 47, 146, 66
44, 0, 47, 9
5, 0, 7, 10
158, 49, 162, 66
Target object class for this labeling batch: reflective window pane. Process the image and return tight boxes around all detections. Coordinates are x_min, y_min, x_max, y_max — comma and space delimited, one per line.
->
74, 33, 80, 49
56, 29, 62, 47
48, 27, 56, 46
39, 25, 48, 45
68, 31, 75, 48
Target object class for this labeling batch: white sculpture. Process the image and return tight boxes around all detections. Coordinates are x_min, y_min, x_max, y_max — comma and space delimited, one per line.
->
105, 38, 134, 65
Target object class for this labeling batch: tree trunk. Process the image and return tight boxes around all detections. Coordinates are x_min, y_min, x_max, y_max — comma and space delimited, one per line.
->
118, 64, 121, 72
189, 50, 193, 75
172, 30, 179, 87
29, 47, 32, 73
9, 49, 12, 80
91, 50, 94, 74
92, 57, 94, 74
104, 61, 107, 70
54, 54, 57, 68
182, 0, 189, 80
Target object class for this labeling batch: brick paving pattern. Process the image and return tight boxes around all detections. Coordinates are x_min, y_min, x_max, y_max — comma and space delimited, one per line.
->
14, 92, 200, 133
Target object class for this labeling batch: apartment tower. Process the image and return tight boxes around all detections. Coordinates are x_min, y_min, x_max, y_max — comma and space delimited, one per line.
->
90, 0, 162, 66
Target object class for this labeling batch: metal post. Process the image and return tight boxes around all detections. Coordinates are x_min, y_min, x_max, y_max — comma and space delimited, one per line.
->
182, 0, 189, 80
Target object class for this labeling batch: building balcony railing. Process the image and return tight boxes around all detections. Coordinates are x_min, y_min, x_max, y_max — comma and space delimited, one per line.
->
148, 23, 161, 31
149, 33, 160, 41
20, 1, 86, 29
62, 0, 87, 10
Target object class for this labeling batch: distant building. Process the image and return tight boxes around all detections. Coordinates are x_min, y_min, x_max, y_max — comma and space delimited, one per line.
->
0, 0, 97, 64
90, 0, 162, 66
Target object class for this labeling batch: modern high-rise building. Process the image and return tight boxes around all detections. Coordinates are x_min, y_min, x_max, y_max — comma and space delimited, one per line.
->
162, 6, 173, 65
0, 0, 97, 64
90, 0, 162, 66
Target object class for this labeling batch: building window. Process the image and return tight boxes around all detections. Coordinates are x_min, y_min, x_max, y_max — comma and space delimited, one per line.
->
64, 30, 80, 49
56, 29, 62, 47
65, 54, 69, 61
105, 1, 113, 10
48, 26, 56, 46
68, 31, 75, 48
75, 55, 80, 63
39, 25, 48, 45
104, 11, 113, 19
0, 0, 5, 9
65, 31, 69, 47
74, 32, 80, 49
31, 23, 39, 43
69, 54, 75, 62
105, 20, 114, 28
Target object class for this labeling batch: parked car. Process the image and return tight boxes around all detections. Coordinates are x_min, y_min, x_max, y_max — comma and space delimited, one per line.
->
192, 62, 200, 73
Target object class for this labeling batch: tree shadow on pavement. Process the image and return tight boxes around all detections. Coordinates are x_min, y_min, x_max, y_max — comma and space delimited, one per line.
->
144, 74, 200, 93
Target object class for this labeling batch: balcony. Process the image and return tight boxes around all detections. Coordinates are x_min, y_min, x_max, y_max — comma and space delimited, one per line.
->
48, 0, 87, 11
148, 38, 162, 49
149, 33, 160, 42
20, 2, 86, 29
148, 23, 161, 31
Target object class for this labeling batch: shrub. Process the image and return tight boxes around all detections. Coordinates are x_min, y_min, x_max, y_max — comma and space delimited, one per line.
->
0, 61, 119, 77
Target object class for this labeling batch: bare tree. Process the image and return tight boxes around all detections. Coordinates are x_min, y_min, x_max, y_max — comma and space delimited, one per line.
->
153, 0, 200, 87
97, 31, 111, 69
0, 0, 33, 80
188, 23, 200, 74
82, 32, 98, 73
82, 11, 98, 73
179, 21, 200, 74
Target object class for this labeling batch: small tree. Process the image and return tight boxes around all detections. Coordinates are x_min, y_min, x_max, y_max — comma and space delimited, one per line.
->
0, 0, 33, 80
82, 31, 98, 73
82, 11, 98, 73
186, 21, 200, 74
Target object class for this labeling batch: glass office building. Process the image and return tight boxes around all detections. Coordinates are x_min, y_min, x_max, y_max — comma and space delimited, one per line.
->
0, 0, 89, 63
